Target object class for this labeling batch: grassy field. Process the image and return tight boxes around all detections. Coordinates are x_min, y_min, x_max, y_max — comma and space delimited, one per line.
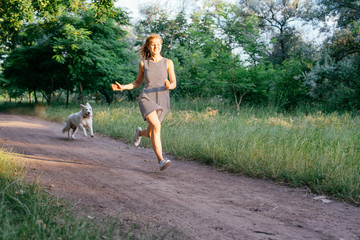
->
39, 99, 360, 206
0, 148, 171, 239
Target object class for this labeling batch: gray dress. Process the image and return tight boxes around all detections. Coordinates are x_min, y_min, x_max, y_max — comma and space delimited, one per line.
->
138, 58, 170, 122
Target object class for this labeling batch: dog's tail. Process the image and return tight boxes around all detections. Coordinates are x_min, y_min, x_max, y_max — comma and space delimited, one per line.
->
62, 123, 69, 134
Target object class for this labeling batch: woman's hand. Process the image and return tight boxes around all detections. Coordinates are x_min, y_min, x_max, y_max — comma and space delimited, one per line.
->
164, 79, 171, 89
111, 81, 123, 91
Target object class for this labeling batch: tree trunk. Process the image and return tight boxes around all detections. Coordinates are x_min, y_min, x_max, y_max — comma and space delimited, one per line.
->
99, 89, 113, 104
48, 78, 54, 106
79, 82, 85, 104
232, 58, 240, 111
66, 88, 70, 106
34, 89, 38, 104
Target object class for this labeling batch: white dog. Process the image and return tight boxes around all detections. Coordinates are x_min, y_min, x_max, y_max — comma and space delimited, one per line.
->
62, 103, 94, 139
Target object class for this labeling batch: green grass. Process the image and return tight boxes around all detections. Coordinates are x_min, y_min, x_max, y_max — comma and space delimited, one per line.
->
42, 100, 360, 206
0, 149, 173, 239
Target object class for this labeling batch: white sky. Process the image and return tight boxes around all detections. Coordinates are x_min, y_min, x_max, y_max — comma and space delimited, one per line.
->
114, 0, 141, 21
115, 0, 237, 23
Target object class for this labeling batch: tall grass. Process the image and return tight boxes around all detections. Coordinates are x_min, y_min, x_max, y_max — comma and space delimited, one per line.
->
44, 100, 360, 205
0, 149, 171, 239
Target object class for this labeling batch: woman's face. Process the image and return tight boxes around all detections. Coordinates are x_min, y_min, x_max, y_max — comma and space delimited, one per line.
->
148, 38, 162, 56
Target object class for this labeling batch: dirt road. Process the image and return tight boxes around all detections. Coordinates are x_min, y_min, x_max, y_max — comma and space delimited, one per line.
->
0, 113, 359, 240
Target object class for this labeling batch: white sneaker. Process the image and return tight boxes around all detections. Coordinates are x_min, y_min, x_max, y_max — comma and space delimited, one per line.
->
133, 127, 142, 146
159, 159, 171, 171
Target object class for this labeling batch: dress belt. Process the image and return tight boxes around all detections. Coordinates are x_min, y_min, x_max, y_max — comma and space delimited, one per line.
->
142, 86, 168, 93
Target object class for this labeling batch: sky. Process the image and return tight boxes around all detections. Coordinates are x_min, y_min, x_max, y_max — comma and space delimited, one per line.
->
115, 0, 237, 23
114, 0, 141, 21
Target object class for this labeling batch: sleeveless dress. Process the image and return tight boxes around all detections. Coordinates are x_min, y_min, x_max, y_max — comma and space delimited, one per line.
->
138, 58, 170, 122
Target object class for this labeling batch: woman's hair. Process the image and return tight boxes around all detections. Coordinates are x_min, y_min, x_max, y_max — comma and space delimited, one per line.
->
139, 34, 163, 59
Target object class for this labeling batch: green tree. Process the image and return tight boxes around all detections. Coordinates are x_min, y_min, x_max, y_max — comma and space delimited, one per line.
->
311, 1, 360, 110
3, 43, 68, 104
303, 51, 360, 110
0, 0, 119, 51
318, 0, 360, 28
52, 9, 136, 104
329, 19, 360, 61
136, 7, 188, 55
270, 58, 310, 109
243, 0, 313, 65
2, 1, 135, 104
216, 2, 268, 65
210, 2, 270, 108
0, 73, 25, 102
0, 0, 60, 51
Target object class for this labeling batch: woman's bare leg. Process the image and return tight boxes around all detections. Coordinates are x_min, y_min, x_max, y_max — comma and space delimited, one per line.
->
143, 111, 163, 163
139, 124, 151, 138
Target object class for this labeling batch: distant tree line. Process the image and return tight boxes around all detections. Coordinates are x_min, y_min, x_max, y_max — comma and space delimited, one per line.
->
0, 0, 359, 111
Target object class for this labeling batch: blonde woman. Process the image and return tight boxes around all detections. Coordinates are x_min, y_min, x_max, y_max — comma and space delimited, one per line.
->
111, 34, 176, 171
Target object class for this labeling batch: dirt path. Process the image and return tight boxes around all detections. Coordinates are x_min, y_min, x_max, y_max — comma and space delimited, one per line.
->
0, 113, 359, 240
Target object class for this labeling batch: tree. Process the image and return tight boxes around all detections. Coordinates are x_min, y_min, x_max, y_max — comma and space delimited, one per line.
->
329, 19, 360, 61
2, 0, 136, 104
3, 43, 68, 104
209, 2, 270, 108
317, 0, 360, 28
0, 0, 119, 52
164, 11, 231, 98
0, 0, 60, 51
303, 51, 360, 110
136, 7, 188, 55
215, 2, 268, 65
52, 9, 136, 104
243, 0, 313, 65
0, 73, 25, 102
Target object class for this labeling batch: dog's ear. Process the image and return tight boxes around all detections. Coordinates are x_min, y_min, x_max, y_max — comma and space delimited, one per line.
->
86, 102, 90, 106
80, 104, 85, 108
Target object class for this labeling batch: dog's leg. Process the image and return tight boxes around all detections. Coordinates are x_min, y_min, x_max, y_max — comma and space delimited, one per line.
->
90, 122, 94, 137
71, 127, 78, 139
79, 124, 87, 137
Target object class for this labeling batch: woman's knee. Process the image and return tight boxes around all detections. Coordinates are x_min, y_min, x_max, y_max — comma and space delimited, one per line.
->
146, 111, 161, 132
152, 121, 161, 133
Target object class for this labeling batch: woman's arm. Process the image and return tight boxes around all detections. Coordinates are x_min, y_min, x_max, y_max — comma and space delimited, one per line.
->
164, 59, 177, 90
111, 61, 144, 91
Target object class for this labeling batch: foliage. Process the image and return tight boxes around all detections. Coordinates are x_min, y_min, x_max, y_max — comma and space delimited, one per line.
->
269, 58, 311, 109
242, 0, 314, 65
3, 43, 68, 104
329, 19, 360, 60
303, 52, 360, 111
170, 12, 235, 99
136, 7, 188, 55
318, 0, 360, 27
1, 1, 136, 105
0, 0, 119, 52
0, 0, 57, 51
52, 11, 137, 103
